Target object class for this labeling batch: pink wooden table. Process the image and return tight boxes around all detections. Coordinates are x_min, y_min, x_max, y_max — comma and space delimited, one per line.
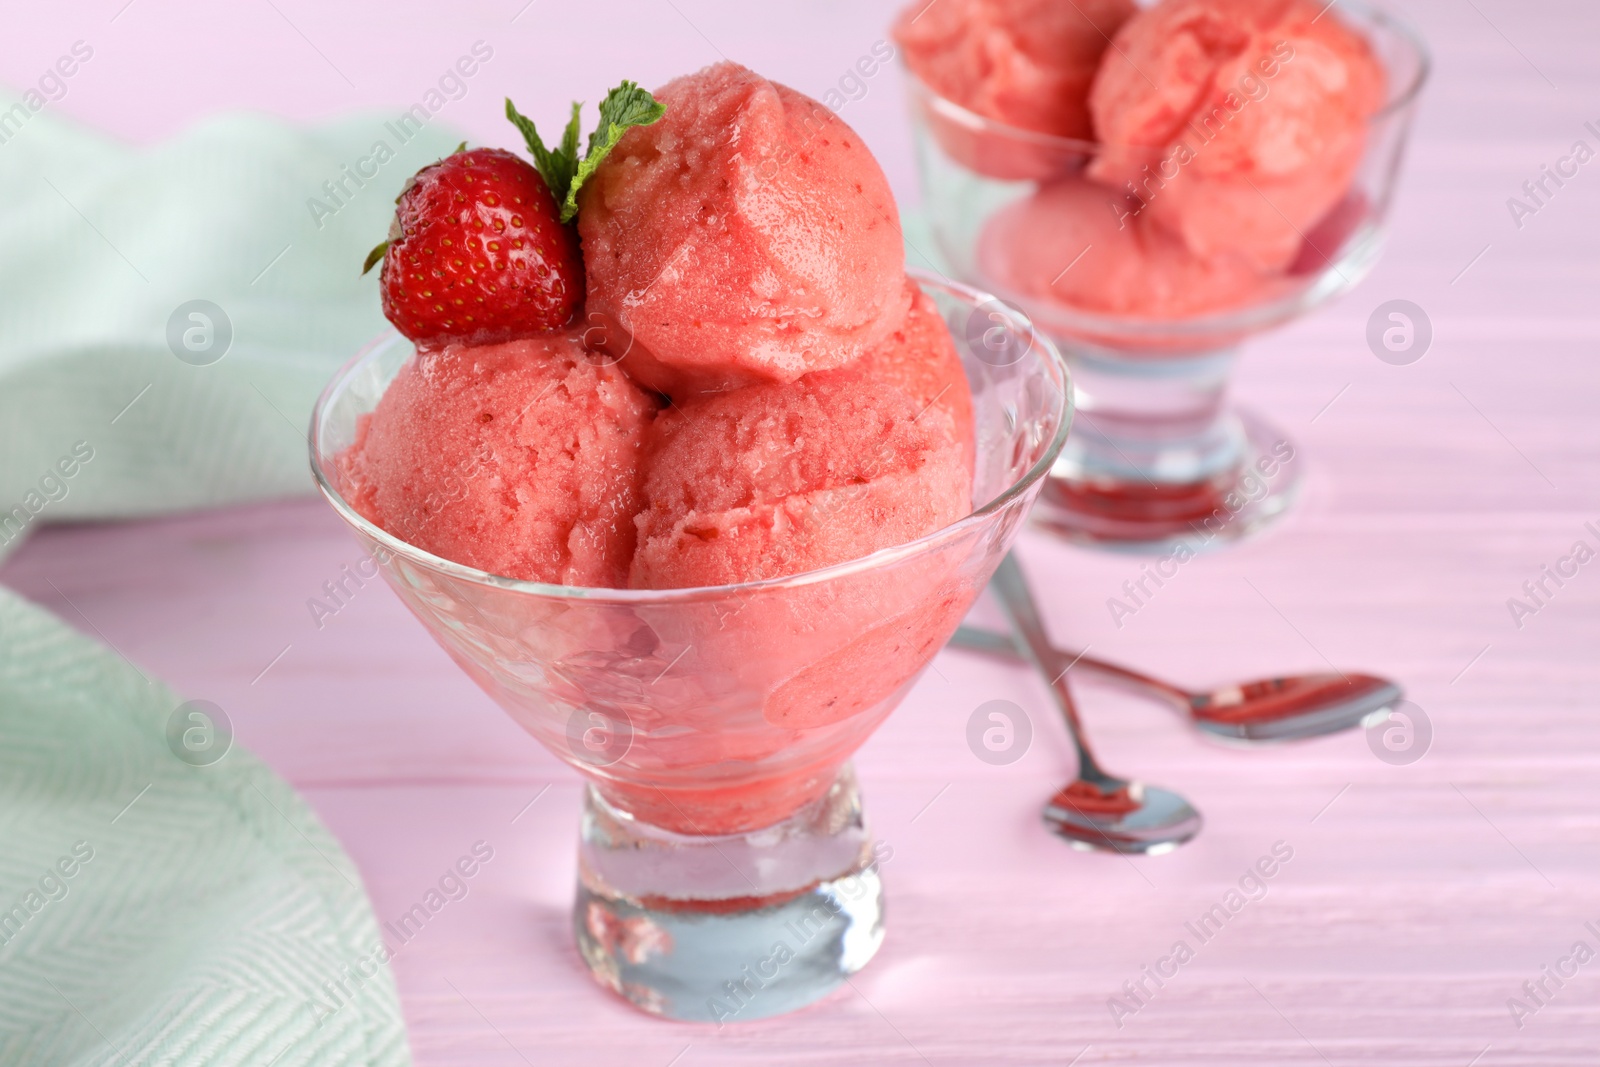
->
5, 1, 1599, 1062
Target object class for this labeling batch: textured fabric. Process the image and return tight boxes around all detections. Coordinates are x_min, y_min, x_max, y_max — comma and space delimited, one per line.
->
0, 94, 462, 1065
0, 587, 409, 1065
0, 89, 460, 563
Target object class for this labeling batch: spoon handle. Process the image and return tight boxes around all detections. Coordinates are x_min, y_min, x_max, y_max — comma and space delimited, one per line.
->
949, 625, 1193, 708
989, 554, 1112, 786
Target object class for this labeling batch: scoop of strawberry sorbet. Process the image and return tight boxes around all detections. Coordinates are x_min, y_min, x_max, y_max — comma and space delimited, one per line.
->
895, 0, 1135, 139
337, 331, 658, 586
630, 374, 971, 590
1089, 0, 1386, 271
578, 62, 909, 398
815, 277, 975, 469
980, 177, 1282, 319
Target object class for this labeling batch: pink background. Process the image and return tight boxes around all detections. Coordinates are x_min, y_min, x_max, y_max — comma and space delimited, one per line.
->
5, 0, 1600, 1063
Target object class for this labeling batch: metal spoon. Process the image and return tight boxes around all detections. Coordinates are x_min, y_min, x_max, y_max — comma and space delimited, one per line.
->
949, 625, 1403, 743
991, 553, 1203, 855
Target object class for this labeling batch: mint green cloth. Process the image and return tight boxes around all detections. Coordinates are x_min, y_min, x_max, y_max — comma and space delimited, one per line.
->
0, 94, 463, 1064
0, 89, 459, 556
0, 588, 408, 1065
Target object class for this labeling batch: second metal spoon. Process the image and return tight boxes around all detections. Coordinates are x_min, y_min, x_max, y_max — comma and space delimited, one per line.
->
950, 625, 1403, 743
991, 553, 1203, 855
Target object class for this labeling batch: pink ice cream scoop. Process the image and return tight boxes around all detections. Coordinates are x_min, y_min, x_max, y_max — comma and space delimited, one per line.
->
337, 332, 658, 586
896, 0, 1134, 181
980, 177, 1281, 319
895, 0, 1135, 140
1089, 0, 1386, 272
630, 374, 971, 590
815, 277, 976, 468
578, 62, 910, 399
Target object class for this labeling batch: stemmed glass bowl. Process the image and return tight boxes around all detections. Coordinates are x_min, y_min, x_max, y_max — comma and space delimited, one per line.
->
309, 272, 1071, 1022
904, 0, 1429, 550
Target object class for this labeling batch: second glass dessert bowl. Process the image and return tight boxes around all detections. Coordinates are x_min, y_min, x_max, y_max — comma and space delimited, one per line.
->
309, 273, 1071, 1023
904, 0, 1429, 552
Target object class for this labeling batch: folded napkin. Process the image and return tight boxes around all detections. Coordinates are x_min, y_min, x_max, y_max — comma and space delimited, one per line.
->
0, 587, 408, 1065
0, 89, 460, 561
0, 92, 463, 1064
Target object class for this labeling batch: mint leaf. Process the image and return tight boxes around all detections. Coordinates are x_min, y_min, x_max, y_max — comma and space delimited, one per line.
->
557, 102, 582, 172
504, 83, 666, 224
560, 81, 666, 222
505, 97, 579, 204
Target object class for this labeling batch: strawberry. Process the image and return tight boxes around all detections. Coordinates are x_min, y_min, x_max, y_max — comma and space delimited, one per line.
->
367, 147, 582, 344
363, 84, 665, 346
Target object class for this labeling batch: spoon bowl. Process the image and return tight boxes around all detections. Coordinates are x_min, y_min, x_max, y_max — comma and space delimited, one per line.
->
990, 554, 1204, 855
1188, 673, 1403, 742
1043, 779, 1203, 856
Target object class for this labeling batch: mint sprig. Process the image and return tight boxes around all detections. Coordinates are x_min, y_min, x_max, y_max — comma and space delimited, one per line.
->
506, 100, 580, 210
505, 81, 666, 223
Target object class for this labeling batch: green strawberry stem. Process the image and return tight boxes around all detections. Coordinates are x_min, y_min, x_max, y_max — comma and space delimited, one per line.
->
361, 143, 466, 275
505, 81, 666, 223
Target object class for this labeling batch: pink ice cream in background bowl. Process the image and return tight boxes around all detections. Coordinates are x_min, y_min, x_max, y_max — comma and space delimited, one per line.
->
894, 0, 1136, 180
1087, 0, 1389, 274
899, 0, 1429, 550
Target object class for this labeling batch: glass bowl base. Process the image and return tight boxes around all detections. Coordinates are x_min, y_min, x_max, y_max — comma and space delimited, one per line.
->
1030, 409, 1302, 553
573, 765, 886, 1023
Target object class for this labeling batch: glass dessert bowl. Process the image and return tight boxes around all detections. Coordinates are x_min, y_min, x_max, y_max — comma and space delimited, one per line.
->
309, 273, 1071, 1023
903, 0, 1429, 551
